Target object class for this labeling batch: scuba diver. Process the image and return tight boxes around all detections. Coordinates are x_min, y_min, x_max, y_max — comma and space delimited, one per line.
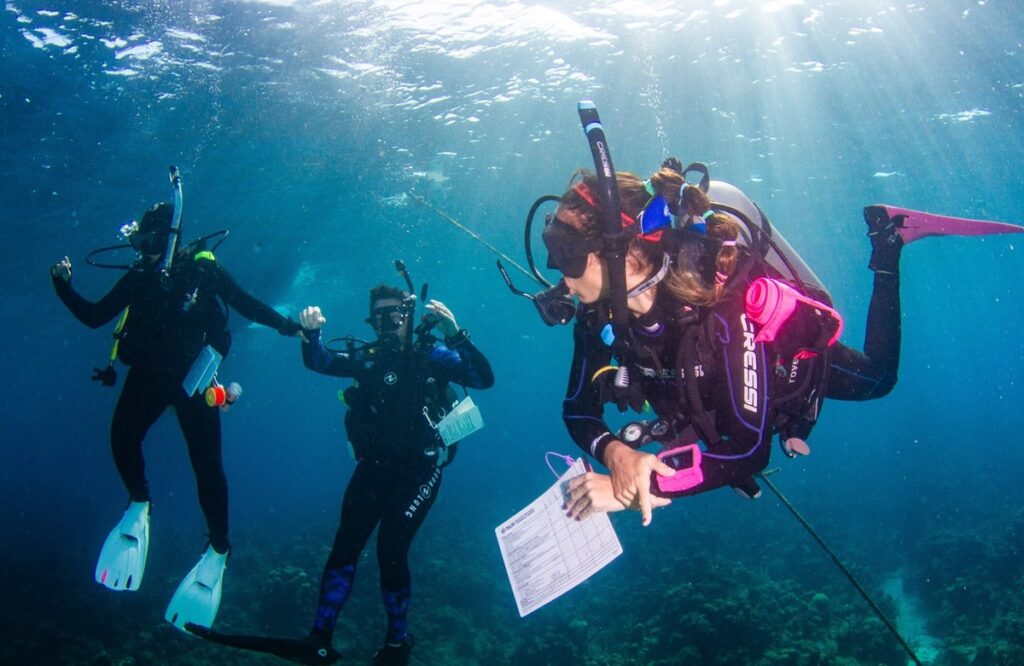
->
186, 272, 494, 665
503, 102, 1023, 526
49, 168, 303, 631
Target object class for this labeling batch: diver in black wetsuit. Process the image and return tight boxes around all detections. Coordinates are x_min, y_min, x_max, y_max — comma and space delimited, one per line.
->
186, 283, 493, 666
300, 285, 493, 665
539, 166, 1020, 524
50, 201, 302, 626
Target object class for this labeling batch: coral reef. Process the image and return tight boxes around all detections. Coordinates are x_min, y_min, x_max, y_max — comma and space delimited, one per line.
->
905, 510, 1024, 665
5, 505, 1022, 664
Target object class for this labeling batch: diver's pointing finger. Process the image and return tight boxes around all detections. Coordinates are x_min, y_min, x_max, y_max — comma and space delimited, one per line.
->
637, 483, 654, 527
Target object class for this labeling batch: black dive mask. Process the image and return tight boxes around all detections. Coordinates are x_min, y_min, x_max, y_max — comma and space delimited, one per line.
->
128, 202, 174, 257
541, 218, 603, 279
367, 305, 409, 333
128, 229, 169, 256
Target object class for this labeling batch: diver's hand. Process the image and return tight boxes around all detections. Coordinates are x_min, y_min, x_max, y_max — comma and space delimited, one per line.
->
51, 256, 72, 282
299, 306, 326, 330
604, 441, 676, 526
424, 299, 459, 338
565, 471, 671, 520
565, 472, 629, 519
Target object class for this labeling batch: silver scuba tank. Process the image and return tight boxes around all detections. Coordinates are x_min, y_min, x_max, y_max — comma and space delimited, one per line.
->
706, 180, 831, 302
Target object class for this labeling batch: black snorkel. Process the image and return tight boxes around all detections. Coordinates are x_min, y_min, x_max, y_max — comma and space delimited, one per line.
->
395, 259, 441, 348
577, 100, 633, 355
159, 166, 183, 287
497, 194, 577, 326
395, 259, 416, 297
498, 100, 641, 337
341, 261, 429, 355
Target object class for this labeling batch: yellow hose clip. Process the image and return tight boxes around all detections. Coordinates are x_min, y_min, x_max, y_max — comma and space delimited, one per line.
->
591, 365, 618, 384
109, 307, 130, 362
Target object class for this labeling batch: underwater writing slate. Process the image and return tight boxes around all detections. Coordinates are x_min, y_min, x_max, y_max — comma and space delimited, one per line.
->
495, 458, 623, 617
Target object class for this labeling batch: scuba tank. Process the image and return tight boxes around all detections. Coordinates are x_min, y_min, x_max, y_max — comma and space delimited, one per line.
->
705, 178, 831, 303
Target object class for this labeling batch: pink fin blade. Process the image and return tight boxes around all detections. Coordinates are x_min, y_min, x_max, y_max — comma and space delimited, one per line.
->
876, 204, 1024, 245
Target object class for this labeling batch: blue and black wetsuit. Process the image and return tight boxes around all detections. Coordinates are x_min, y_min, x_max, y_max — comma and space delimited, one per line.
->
300, 327, 493, 647
52, 254, 301, 552
562, 269, 901, 498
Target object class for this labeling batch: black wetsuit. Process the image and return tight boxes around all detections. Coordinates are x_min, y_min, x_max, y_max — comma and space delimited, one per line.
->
300, 327, 493, 646
53, 253, 300, 552
562, 269, 900, 497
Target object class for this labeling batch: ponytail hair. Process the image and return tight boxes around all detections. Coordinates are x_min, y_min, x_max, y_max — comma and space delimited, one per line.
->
648, 167, 741, 305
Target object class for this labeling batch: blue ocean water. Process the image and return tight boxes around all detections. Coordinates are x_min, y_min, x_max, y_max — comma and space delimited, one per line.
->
1, 1, 1022, 664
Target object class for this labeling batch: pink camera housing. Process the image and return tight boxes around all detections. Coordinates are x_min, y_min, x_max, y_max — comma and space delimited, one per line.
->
655, 444, 704, 493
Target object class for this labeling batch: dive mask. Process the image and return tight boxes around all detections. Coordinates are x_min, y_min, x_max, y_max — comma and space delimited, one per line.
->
541, 218, 602, 279
128, 229, 169, 256
368, 305, 409, 333
128, 202, 174, 256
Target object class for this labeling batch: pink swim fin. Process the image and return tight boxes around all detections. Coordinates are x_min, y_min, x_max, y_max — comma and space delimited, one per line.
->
869, 204, 1024, 246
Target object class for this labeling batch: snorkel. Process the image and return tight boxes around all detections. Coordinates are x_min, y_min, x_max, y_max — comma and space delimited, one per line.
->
500, 100, 663, 335
577, 100, 633, 354
373, 260, 429, 350
86, 167, 236, 274
393, 259, 423, 349
159, 165, 183, 286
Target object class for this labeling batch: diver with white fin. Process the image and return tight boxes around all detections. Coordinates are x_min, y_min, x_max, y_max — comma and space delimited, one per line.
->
165, 545, 229, 630
95, 500, 150, 591
50, 167, 303, 629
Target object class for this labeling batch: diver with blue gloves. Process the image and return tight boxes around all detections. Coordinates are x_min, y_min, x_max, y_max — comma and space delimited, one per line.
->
50, 169, 302, 631
186, 275, 494, 665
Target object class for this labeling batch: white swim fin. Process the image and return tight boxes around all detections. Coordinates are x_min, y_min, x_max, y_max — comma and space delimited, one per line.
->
94, 501, 150, 591
165, 545, 228, 632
